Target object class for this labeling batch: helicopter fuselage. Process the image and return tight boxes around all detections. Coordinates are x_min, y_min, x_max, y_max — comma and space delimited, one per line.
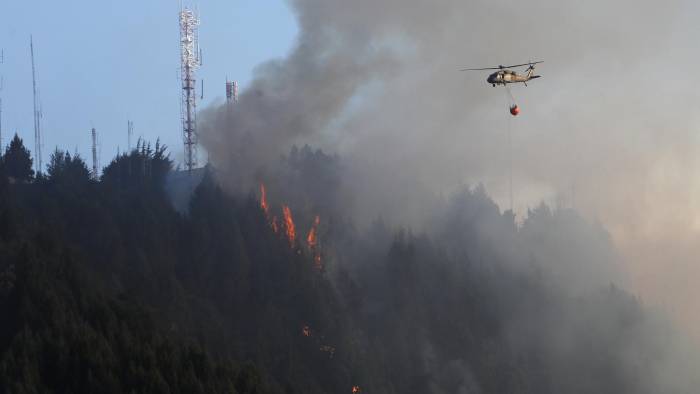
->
487, 70, 540, 86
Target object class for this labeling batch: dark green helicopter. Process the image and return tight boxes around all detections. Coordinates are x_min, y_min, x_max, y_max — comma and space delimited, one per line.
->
462, 61, 543, 87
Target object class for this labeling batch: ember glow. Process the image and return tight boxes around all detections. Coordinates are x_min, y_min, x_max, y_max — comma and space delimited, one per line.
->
352, 385, 361, 393
260, 184, 280, 234
260, 184, 270, 217
269, 216, 278, 234
307, 215, 323, 270
282, 205, 296, 247
307, 215, 320, 248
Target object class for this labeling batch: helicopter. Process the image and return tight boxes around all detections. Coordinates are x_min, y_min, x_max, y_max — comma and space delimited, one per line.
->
462, 61, 543, 87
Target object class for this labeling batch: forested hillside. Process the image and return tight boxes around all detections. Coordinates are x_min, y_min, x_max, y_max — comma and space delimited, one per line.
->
0, 134, 695, 393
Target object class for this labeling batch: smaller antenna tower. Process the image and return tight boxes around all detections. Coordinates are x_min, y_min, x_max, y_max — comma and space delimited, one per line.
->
127, 120, 134, 151
91, 127, 99, 179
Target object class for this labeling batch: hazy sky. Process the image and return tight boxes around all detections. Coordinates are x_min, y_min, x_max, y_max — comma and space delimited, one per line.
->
0, 0, 297, 167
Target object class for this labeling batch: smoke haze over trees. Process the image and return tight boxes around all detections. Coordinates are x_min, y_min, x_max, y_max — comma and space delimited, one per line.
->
191, 0, 700, 390
199, 0, 700, 337
0, 0, 699, 391
0, 134, 698, 392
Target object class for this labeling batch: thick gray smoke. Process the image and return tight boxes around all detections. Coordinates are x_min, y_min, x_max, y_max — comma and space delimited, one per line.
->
200, 0, 700, 356
202, 0, 683, 210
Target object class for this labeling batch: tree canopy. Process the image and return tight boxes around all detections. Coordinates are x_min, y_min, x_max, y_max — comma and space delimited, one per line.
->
0, 141, 695, 393
2, 134, 34, 182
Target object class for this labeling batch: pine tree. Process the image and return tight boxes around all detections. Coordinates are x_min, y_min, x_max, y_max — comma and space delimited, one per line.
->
2, 134, 34, 182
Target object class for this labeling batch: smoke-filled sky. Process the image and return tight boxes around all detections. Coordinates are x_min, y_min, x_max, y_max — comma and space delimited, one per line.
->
199, 0, 700, 339
2, 0, 700, 339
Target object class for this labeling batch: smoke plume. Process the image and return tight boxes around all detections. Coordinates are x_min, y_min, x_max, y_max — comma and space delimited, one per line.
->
200, 0, 700, 360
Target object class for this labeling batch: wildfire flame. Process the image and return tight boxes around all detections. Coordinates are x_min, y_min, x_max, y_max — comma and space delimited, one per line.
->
307, 215, 319, 248
307, 215, 323, 270
271, 216, 279, 234
282, 205, 296, 247
260, 184, 270, 217
352, 385, 361, 393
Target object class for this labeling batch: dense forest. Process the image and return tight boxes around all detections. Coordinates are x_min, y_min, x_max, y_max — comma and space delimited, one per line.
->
0, 134, 696, 393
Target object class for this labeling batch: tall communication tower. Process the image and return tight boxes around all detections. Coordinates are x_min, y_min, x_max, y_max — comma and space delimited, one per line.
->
30, 36, 43, 174
179, 8, 201, 171
91, 127, 99, 179
226, 80, 238, 104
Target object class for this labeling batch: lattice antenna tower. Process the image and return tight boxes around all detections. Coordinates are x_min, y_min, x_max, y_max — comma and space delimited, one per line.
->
30, 36, 43, 174
179, 7, 201, 171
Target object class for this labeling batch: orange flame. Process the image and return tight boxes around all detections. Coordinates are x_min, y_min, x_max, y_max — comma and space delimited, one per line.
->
307, 215, 322, 270
352, 386, 361, 393
271, 216, 280, 234
282, 205, 296, 247
307, 215, 319, 248
260, 184, 270, 217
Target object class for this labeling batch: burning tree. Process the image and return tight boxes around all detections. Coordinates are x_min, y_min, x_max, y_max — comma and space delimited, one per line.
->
282, 205, 296, 247
260, 183, 270, 217
307, 215, 323, 270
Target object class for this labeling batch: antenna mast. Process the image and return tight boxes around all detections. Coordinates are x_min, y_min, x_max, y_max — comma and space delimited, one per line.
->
127, 120, 134, 151
91, 127, 99, 179
179, 7, 201, 171
30, 36, 43, 174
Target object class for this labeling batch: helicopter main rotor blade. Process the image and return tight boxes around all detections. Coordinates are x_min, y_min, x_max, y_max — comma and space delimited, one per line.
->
460, 66, 503, 71
460, 61, 543, 71
503, 61, 544, 69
